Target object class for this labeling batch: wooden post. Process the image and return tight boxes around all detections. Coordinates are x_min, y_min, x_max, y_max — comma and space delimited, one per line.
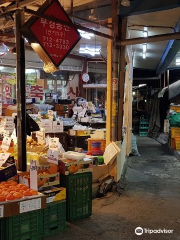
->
118, 18, 127, 141
106, 18, 112, 145
16, 9, 27, 171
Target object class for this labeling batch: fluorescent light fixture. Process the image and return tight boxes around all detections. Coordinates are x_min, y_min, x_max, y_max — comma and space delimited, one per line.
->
133, 91, 136, 96
176, 58, 180, 65
139, 84, 147, 87
144, 27, 148, 31
26, 69, 36, 74
144, 99, 147, 102
78, 30, 94, 39
79, 47, 100, 56
143, 43, 147, 53
143, 31, 148, 37
143, 52, 146, 59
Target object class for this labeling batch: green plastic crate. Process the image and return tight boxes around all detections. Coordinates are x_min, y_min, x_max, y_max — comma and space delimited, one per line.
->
60, 172, 92, 221
40, 200, 66, 237
0, 217, 5, 240
6, 210, 41, 240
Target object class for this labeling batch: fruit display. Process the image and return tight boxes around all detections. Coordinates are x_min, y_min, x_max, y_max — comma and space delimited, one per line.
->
27, 138, 44, 147
0, 180, 39, 202
19, 164, 59, 189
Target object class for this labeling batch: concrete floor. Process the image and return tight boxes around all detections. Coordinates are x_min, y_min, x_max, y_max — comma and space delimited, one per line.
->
45, 137, 180, 240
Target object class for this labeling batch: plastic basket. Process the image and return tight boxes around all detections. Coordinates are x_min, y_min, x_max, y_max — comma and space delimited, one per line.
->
6, 210, 41, 240
40, 200, 66, 237
88, 139, 106, 152
60, 172, 92, 221
0, 218, 5, 240
170, 105, 180, 112
171, 127, 180, 138
139, 131, 148, 137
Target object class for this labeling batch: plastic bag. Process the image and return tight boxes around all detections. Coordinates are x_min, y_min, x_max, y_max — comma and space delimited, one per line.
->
97, 175, 114, 198
169, 113, 180, 127
131, 133, 140, 156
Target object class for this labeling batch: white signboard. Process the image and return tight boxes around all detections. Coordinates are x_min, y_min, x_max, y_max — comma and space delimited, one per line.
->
40, 120, 52, 133
1, 136, 11, 151
47, 149, 59, 165
30, 160, 38, 191
49, 137, 59, 151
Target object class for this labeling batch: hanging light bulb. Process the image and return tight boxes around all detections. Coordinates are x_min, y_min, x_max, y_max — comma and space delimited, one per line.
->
89, 9, 97, 21
121, 0, 130, 7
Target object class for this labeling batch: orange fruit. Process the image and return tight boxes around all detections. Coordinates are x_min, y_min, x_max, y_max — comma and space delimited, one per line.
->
6, 194, 15, 201
10, 182, 18, 186
13, 193, 23, 199
23, 190, 32, 196
30, 190, 38, 195
10, 191, 16, 194
0, 195, 6, 201
16, 184, 24, 188
21, 186, 29, 190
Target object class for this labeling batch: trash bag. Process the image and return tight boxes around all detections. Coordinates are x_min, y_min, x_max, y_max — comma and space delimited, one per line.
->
169, 113, 180, 127
131, 133, 140, 156
97, 175, 114, 198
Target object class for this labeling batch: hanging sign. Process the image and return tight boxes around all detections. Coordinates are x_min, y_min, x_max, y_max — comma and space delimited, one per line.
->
21, 0, 81, 67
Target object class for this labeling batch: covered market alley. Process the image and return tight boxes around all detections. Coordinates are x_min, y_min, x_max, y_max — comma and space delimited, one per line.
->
45, 136, 180, 240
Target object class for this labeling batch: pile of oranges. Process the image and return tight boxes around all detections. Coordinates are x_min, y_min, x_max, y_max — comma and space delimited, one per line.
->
0, 180, 38, 202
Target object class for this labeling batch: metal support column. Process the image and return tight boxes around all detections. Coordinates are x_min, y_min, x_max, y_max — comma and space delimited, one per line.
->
16, 9, 27, 171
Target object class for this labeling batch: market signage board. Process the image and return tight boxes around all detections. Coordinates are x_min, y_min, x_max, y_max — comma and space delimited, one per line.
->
21, 0, 81, 67
47, 149, 58, 165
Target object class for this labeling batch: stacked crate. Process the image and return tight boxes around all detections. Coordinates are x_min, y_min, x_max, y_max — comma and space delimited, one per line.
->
139, 119, 149, 137
60, 172, 92, 221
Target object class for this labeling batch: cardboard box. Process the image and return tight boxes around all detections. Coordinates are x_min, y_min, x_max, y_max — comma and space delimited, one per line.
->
0, 163, 17, 182
43, 187, 66, 203
68, 129, 91, 136
58, 158, 93, 175
93, 164, 109, 183
0, 194, 46, 217
19, 172, 60, 190
10, 194, 46, 215
0, 202, 11, 218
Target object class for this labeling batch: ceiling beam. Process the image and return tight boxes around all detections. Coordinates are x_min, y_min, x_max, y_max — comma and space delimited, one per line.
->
156, 19, 180, 75
117, 31, 180, 46
23, 8, 113, 40
119, 0, 180, 17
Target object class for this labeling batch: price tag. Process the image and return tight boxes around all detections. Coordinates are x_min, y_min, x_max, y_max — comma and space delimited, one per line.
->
4, 117, 14, 123
49, 137, 59, 151
0, 205, 4, 218
30, 160, 38, 190
4, 123, 15, 131
20, 198, 41, 213
11, 129, 17, 145
36, 128, 45, 139
47, 110, 54, 120
47, 149, 59, 165
0, 153, 11, 167
1, 136, 11, 151
53, 121, 63, 133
